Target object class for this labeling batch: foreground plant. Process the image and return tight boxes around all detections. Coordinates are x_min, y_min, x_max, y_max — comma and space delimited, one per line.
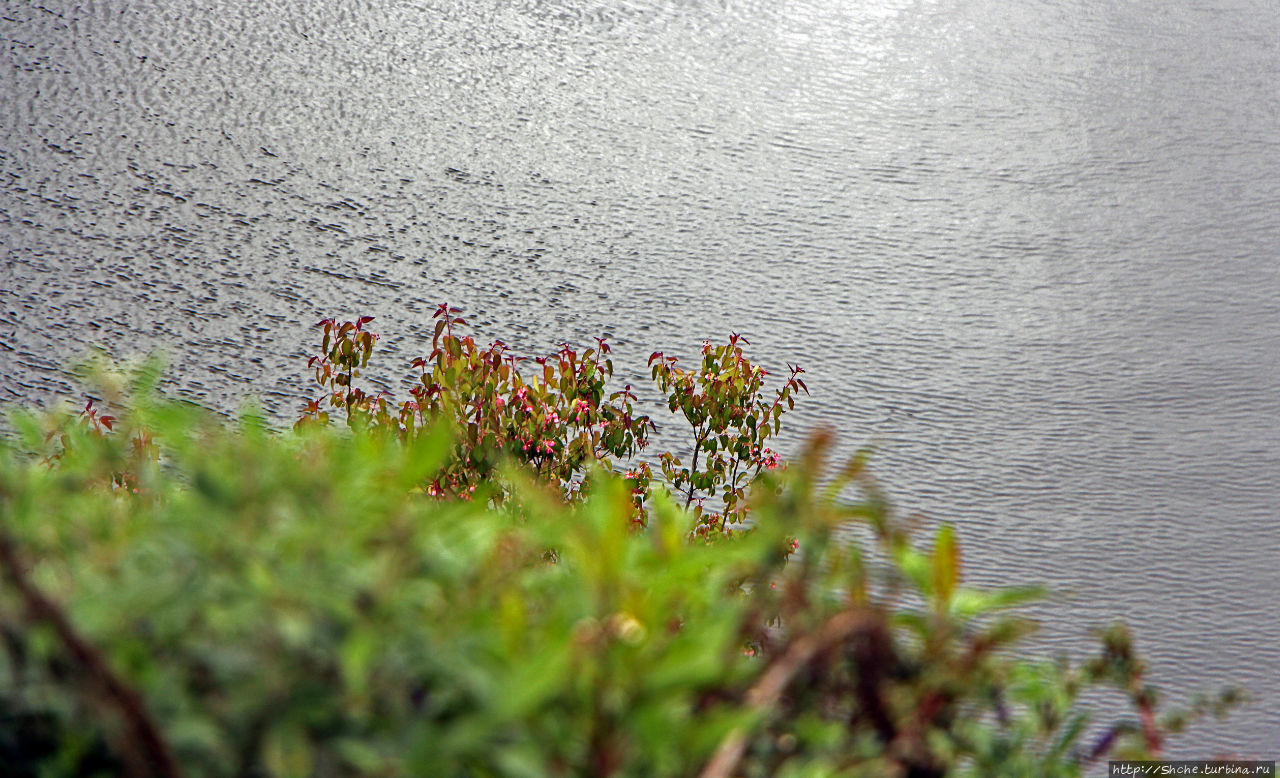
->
0, 380, 1239, 777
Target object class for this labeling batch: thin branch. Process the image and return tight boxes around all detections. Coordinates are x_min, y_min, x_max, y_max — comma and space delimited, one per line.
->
1135, 683, 1163, 756
698, 608, 876, 778
685, 428, 706, 510
0, 530, 182, 778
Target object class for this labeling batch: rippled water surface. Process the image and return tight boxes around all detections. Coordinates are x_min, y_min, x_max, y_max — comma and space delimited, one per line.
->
3, 0, 1279, 758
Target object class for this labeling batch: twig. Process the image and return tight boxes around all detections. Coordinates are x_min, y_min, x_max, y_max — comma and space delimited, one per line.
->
1135, 684, 1163, 756
0, 530, 182, 778
698, 608, 876, 778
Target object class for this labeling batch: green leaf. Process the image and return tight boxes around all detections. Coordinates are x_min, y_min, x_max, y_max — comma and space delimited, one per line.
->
340, 627, 379, 696
894, 544, 932, 594
932, 524, 959, 608
952, 585, 1047, 619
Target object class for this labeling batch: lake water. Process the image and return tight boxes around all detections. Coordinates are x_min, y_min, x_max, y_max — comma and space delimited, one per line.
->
3, 0, 1278, 759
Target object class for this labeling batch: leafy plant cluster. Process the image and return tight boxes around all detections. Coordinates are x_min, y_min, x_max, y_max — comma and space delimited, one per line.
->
0, 346, 1242, 777
297, 307, 803, 534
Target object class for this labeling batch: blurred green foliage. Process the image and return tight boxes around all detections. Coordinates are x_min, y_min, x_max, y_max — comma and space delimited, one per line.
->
0, 359, 1237, 777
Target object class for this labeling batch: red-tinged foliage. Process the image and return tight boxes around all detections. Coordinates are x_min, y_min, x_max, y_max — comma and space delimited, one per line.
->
296, 307, 659, 514
295, 306, 805, 529
651, 335, 808, 534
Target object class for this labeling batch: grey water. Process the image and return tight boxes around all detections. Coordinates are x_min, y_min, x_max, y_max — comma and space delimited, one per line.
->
3, 0, 1278, 760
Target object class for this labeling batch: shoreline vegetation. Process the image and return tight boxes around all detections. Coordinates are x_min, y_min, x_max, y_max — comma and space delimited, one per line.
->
0, 308, 1241, 776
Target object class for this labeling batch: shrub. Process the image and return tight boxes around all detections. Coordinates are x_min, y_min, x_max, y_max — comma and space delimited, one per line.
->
0, 367, 1237, 777
296, 309, 805, 528
648, 334, 804, 535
